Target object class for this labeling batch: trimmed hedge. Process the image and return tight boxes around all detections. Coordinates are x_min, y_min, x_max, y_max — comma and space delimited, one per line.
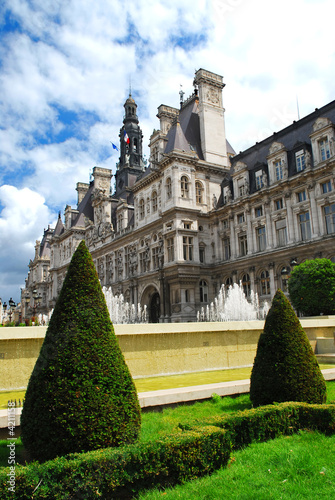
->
1, 403, 335, 498
0, 427, 230, 499
21, 241, 141, 462
250, 289, 327, 406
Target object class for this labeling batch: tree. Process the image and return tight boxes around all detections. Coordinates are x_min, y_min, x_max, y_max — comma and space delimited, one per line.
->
250, 289, 326, 407
21, 240, 141, 462
288, 258, 335, 316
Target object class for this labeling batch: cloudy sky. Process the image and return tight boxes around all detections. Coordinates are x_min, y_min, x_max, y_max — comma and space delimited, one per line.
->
0, 0, 334, 304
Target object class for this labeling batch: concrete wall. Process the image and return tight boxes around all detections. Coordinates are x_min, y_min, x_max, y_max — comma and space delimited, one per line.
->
0, 317, 334, 391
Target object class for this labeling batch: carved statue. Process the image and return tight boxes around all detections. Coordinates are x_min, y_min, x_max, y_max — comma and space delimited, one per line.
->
212, 194, 218, 209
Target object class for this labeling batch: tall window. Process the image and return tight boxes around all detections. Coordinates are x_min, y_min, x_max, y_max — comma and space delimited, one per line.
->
225, 277, 233, 287
274, 159, 283, 181
139, 251, 146, 273
295, 150, 305, 171
274, 198, 283, 210
152, 191, 158, 212
255, 206, 263, 217
200, 280, 208, 302
319, 138, 331, 161
195, 181, 203, 204
223, 237, 231, 260
255, 170, 263, 190
242, 274, 251, 296
181, 176, 189, 198
324, 203, 335, 234
256, 226, 266, 252
260, 270, 270, 295
276, 219, 287, 247
299, 212, 311, 240
139, 198, 145, 219
183, 236, 193, 260
239, 234, 248, 256
117, 213, 123, 231
322, 180, 332, 194
297, 190, 307, 202
152, 246, 160, 269
167, 237, 174, 261
199, 245, 205, 263
238, 213, 245, 224
166, 177, 172, 199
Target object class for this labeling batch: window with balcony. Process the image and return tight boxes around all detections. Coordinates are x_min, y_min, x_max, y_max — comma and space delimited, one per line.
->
195, 181, 203, 204
295, 150, 305, 172
299, 212, 311, 241
181, 175, 189, 198
183, 236, 193, 260
324, 203, 335, 234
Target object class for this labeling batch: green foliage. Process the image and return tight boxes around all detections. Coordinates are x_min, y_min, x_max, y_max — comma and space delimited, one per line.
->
20, 240, 141, 462
1, 402, 335, 499
250, 289, 327, 407
288, 258, 335, 316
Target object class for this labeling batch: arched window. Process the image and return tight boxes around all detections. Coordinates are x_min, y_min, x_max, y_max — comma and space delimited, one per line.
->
166, 177, 172, 199
260, 270, 270, 295
242, 274, 251, 296
181, 175, 189, 198
139, 198, 145, 219
195, 181, 203, 204
200, 280, 208, 303
152, 191, 158, 212
225, 277, 233, 288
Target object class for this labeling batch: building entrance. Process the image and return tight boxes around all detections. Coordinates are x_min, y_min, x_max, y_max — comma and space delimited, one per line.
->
149, 292, 160, 323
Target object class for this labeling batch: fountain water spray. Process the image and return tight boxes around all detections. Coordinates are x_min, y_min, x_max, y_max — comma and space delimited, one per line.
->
197, 283, 269, 322
102, 287, 148, 324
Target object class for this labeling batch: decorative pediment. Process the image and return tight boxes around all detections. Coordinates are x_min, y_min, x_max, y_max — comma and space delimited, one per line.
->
313, 117, 332, 132
234, 161, 248, 173
269, 141, 285, 155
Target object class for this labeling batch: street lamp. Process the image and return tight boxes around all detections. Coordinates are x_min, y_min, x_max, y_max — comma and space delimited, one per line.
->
2, 298, 16, 324
280, 266, 290, 292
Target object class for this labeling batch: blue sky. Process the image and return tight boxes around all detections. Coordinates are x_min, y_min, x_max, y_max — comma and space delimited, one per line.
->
0, 0, 334, 304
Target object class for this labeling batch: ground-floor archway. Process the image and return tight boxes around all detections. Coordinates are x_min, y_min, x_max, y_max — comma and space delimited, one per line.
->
140, 284, 161, 323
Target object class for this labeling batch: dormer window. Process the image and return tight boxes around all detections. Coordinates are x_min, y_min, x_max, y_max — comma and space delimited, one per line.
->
195, 181, 203, 204
295, 150, 305, 172
274, 159, 283, 181
319, 138, 331, 161
255, 170, 263, 190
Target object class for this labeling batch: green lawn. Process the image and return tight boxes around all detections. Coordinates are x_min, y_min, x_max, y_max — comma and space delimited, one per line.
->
138, 431, 335, 500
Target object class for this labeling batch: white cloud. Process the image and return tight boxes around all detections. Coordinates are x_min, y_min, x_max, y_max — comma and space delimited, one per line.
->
0, 0, 334, 301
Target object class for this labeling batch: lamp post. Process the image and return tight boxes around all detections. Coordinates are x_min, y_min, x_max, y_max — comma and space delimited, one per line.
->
2, 298, 16, 324
25, 289, 42, 323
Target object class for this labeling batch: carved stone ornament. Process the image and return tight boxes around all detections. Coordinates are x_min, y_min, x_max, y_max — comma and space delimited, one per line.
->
234, 161, 248, 172
206, 87, 220, 105
313, 117, 332, 132
269, 142, 285, 155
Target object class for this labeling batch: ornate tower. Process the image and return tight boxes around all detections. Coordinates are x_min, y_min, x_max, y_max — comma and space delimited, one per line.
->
114, 94, 144, 203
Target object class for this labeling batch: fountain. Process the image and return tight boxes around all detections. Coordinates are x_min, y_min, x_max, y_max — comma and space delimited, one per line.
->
197, 283, 269, 322
102, 287, 148, 324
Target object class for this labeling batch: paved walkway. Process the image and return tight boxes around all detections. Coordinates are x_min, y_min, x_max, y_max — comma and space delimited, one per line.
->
1, 368, 334, 430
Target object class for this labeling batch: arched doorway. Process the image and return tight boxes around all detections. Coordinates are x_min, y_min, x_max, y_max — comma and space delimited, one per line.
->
149, 292, 161, 323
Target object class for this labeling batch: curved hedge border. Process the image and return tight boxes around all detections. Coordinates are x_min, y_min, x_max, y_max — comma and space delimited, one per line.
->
0, 403, 334, 499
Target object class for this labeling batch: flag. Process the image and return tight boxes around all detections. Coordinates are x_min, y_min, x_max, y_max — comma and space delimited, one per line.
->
111, 142, 119, 151
124, 130, 130, 144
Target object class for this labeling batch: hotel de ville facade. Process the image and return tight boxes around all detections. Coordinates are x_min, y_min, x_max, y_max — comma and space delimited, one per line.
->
22, 69, 335, 323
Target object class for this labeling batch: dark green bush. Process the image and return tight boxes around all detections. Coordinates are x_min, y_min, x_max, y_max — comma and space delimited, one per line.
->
250, 289, 327, 407
20, 240, 141, 462
288, 258, 335, 316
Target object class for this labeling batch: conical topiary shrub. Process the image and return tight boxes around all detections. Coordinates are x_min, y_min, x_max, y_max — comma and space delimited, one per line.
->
250, 289, 326, 407
21, 240, 141, 462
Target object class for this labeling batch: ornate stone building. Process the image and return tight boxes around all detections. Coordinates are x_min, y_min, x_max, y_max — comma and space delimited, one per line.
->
22, 69, 335, 322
